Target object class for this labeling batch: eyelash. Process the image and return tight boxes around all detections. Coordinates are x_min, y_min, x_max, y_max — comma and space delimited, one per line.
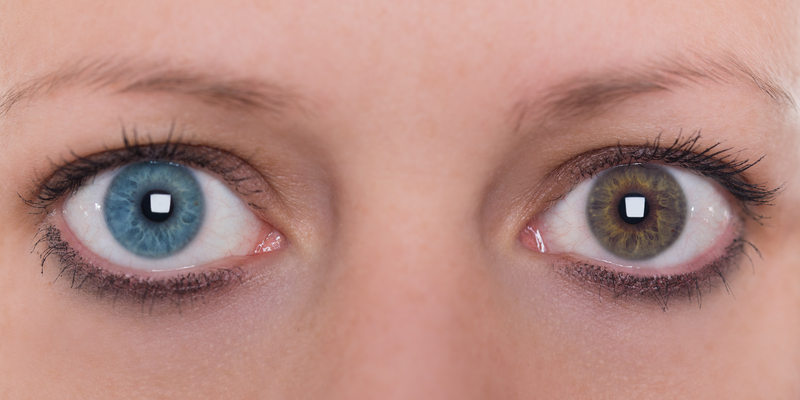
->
554, 236, 757, 311
35, 225, 246, 312
24, 129, 779, 312
24, 126, 266, 213
544, 133, 779, 310
25, 128, 267, 311
568, 133, 780, 217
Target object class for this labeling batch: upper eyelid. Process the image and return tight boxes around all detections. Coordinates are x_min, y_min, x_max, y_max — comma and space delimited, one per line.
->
507, 133, 781, 242
23, 133, 288, 310
548, 134, 779, 210
22, 131, 283, 219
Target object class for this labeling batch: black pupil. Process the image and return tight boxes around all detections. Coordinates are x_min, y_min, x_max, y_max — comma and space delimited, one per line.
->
141, 190, 173, 223
618, 193, 649, 225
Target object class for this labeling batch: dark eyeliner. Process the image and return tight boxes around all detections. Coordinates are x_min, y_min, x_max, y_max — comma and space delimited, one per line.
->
23, 127, 270, 311
541, 133, 779, 310
567, 133, 781, 221
555, 233, 756, 311
35, 225, 246, 312
23, 125, 268, 214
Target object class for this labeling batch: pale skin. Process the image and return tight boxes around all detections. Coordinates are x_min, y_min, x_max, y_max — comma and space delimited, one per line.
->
1, 0, 799, 398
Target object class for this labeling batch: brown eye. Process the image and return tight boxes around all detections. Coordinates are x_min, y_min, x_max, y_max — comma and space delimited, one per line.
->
586, 165, 687, 260
525, 163, 735, 272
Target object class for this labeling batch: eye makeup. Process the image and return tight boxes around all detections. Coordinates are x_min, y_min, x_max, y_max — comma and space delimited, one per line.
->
35, 224, 248, 311
24, 128, 277, 215
554, 234, 754, 311
26, 127, 780, 313
521, 134, 780, 310
25, 128, 285, 311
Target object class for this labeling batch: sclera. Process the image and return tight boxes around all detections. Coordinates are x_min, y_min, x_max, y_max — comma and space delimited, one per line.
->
525, 165, 734, 271
63, 164, 272, 271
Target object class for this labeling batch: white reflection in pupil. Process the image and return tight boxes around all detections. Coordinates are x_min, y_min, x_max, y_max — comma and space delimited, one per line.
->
625, 197, 646, 218
140, 189, 175, 224
150, 194, 171, 213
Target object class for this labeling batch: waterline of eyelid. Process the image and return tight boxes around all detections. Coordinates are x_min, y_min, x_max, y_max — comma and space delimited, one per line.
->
34, 224, 255, 308
564, 220, 741, 278
554, 235, 751, 309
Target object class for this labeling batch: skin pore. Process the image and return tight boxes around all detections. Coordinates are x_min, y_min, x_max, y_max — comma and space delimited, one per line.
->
1, 0, 799, 398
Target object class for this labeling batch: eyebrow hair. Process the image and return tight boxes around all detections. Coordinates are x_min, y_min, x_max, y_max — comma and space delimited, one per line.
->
0, 59, 302, 117
514, 53, 796, 130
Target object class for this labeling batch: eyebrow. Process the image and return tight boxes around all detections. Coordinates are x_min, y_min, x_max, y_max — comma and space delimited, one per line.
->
514, 53, 796, 129
0, 59, 302, 117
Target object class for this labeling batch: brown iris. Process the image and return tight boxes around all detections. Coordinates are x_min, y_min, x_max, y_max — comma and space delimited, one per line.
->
586, 164, 687, 260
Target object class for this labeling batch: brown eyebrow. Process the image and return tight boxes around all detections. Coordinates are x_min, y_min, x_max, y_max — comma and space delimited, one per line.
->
0, 59, 303, 117
513, 53, 796, 130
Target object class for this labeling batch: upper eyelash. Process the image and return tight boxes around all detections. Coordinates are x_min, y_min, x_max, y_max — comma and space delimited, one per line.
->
25, 129, 779, 311
535, 133, 780, 310
21, 124, 265, 215
569, 132, 781, 220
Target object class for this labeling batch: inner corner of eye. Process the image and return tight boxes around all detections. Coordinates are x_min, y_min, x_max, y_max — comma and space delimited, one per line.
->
521, 163, 736, 272
59, 160, 282, 273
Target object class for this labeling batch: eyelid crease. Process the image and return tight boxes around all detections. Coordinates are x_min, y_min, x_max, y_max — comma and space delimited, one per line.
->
521, 133, 774, 310
538, 132, 781, 222
21, 124, 280, 219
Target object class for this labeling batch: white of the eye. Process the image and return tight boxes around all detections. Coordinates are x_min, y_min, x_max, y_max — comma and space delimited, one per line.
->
63, 167, 264, 271
624, 197, 646, 218
538, 165, 733, 270
149, 194, 172, 213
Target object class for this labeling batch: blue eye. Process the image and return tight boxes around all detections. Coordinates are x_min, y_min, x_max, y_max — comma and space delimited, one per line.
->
104, 162, 205, 258
62, 161, 283, 272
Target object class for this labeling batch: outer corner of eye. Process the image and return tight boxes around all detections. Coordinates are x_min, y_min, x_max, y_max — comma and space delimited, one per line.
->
520, 163, 738, 273
60, 161, 285, 274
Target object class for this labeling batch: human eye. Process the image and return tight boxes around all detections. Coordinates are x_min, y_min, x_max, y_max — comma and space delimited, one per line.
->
521, 135, 780, 309
26, 132, 285, 310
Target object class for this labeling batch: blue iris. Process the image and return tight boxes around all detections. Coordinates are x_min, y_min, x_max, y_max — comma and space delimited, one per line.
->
104, 161, 204, 258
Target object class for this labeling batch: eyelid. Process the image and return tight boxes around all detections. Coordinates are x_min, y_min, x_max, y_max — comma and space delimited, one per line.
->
61, 164, 278, 272
530, 134, 779, 221
26, 133, 289, 309
27, 133, 287, 222
531, 164, 735, 270
516, 134, 777, 308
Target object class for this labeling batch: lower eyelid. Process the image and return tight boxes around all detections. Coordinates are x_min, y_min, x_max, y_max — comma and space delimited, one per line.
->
527, 209, 740, 274
519, 159, 762, 308
20, 135, 303, 312
528, 164, 738, 272
61, 163, 281, 272
34, 221, 286, 311
533, 219, 744, 277
47, 216, 251, 278
553, 234, 751, 308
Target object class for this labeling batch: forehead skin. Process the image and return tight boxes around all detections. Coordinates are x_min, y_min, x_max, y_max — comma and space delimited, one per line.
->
0, 0, 799, 399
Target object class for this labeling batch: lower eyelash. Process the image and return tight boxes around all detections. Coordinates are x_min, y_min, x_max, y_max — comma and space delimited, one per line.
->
34, 224, 246, 313
553, 236, 757, 311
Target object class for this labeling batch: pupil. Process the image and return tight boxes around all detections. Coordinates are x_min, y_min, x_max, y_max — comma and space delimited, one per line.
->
141, 189, 173, 223
618, 193, 649, 225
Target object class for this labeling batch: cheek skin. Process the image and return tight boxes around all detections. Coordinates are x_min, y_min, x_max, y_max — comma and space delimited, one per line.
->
496, 235, 799, 398
0, 218, 315, 398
